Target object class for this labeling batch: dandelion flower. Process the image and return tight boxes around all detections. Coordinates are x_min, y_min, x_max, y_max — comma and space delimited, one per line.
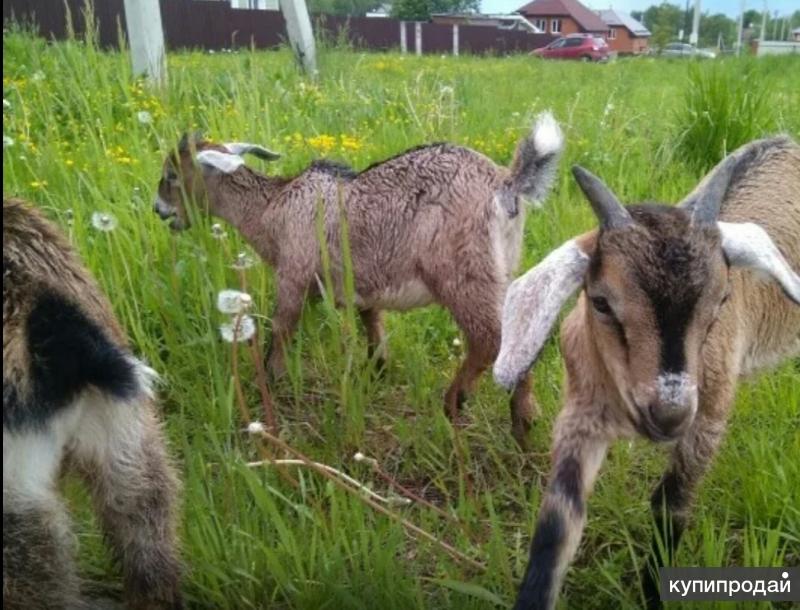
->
231, 252, 256, 270
220, 315, 256, 343
217, 289, 253, 315
29, 180, 48, 189
137, 110, 153, 124
91, 211, 118, 232
211, 223, 227, 240
3, 135, 14, 148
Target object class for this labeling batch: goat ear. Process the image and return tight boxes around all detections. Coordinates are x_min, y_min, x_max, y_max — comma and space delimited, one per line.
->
223, 143, 281, 161
718, 222, 800, 305
493, 233, 594, 390
196, 150, 245, 174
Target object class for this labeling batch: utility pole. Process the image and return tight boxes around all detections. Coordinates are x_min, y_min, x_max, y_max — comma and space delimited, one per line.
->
123, 0, 166, 85
279, 0, 317, 77
736, 0, 745, 55
689, 0, 701, 45
760, 0, 768, 41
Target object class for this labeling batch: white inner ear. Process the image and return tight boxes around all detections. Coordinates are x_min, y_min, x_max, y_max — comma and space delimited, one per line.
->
223, 142, 280, 159
493, 239, 590, 389
718, 221, 800, 305
196, 150, 245, 174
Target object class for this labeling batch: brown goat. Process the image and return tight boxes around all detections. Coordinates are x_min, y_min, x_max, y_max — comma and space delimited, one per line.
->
494, 136, 800, 609
3, 199, 182, 609
153, 113, 564, 447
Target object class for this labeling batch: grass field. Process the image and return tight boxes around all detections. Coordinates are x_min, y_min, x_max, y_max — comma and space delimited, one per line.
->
3, 28, 800, 610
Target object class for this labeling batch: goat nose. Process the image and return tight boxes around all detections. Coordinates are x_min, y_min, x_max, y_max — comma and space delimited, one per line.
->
649, 402, 690, 436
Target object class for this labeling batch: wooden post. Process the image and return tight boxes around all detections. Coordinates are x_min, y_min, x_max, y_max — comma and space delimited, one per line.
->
452, 24, 459, 56
400, 21, 407, 53
415, 21, 422, 56
279, 0, 317, 76
688, 0, 700, 45
123, 0, 166, 85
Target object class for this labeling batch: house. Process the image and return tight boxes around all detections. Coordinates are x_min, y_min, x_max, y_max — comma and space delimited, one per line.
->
516, 0, 608, 37
229, 0, 278, 9
431, 13, 543, 33
366, 3, 392, 18
793, 27, 800, 42
597, 9, 650, 54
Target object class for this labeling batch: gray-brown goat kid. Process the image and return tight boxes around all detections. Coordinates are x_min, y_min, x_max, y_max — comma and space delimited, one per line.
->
494, 136, 800, 609
153, 113, 563, 446
3, 200, 182, 609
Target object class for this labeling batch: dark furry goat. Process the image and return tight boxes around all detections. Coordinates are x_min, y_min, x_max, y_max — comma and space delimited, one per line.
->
3, 199, 182, 609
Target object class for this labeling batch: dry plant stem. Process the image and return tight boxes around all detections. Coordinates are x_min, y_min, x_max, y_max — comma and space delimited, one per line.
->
369, 462, 462, 528
247, 459, 407, 506
253, 427, 487, 573
248, 329, 278, 433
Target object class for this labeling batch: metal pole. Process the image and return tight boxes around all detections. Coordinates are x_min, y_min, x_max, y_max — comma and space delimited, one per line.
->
759, 0, 767, 41
400, 21, 407, 53
123, 0, 166, 85
279, 0, 317, 76
415, 21, 422, 56
453, 24, 459, 56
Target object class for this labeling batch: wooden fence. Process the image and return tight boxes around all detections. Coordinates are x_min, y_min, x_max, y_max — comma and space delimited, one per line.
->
3, 0, 554, 55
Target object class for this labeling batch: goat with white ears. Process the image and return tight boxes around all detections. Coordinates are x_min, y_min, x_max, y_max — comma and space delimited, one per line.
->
3, 199, 182, 609
494, 136, 800, 609
153, 113, 564, 448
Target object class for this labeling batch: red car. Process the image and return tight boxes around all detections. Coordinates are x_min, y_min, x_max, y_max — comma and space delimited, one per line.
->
533, 34, 610, 62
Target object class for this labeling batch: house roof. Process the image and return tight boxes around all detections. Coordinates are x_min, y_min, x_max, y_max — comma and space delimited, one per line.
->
516, 0, 608, 32
597, 9, 651, 37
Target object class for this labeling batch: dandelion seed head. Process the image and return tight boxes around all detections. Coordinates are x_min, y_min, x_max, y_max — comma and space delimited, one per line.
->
247, 421, 265, 435
91, 211, 118, 232
217, 289, 253, 314
32, 70, 45, 82
452, 337, 462, 347
231, 251, 256, 270
220, 315, 256, 343
3, 135, 14, 148
353, 452, 365, 462
2, 98, 10, 109
211, 223, 227, 240
137, 110, 153, 124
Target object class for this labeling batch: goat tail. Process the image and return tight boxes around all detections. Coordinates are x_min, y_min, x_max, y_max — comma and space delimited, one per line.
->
508, 111, 564, 205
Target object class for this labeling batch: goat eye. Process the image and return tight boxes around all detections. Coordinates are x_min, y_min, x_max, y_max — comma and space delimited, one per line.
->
591, 296, 612, 315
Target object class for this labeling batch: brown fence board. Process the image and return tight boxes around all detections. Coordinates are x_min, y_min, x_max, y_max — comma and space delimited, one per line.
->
3, 0, 554, 54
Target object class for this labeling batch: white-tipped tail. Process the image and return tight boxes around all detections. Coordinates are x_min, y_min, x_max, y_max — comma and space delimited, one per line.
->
532, 110, 564, 157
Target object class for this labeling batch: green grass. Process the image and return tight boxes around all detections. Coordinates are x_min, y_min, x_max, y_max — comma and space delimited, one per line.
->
4, 29, 800, 610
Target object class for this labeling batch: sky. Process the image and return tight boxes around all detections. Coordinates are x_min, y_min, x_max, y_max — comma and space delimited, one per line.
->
480, 0, 798, 19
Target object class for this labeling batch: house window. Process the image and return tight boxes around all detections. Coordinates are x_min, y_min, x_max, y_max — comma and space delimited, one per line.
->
608, 28, 617, 39
533, 18, 547, 31
551, 18, 562, 33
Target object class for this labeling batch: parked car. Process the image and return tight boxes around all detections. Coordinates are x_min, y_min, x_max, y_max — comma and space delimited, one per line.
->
533, 34, 610, 62
660, 42, 716, 58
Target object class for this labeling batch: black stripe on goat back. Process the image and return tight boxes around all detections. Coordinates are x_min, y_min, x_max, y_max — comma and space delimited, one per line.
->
3, 290, 139, 430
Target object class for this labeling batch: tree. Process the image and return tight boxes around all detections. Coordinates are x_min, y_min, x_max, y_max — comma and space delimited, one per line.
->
698, 12, 736, 48
641, 3, 683, 50
391, 0, 479, 21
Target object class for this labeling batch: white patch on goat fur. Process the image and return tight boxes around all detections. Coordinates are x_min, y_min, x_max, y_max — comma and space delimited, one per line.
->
3, 407, 83, 505
494, 239, 589, 389
154, 195, 176, 217
656, 372, 696, 406
196, 150, 245, 174
373, 279, 434, 311
532, 111, 564, 157
718, 221, 800, 305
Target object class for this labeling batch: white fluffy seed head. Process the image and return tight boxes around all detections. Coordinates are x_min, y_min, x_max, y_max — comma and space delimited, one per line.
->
532, 110, 564, 157
219, 315, 256, 343
247, 421, 265, 435
217, 289, 253, 315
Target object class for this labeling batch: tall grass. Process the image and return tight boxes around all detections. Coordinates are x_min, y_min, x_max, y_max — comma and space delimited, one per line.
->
672, 59, 778, 172
3, 27, 799, 609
